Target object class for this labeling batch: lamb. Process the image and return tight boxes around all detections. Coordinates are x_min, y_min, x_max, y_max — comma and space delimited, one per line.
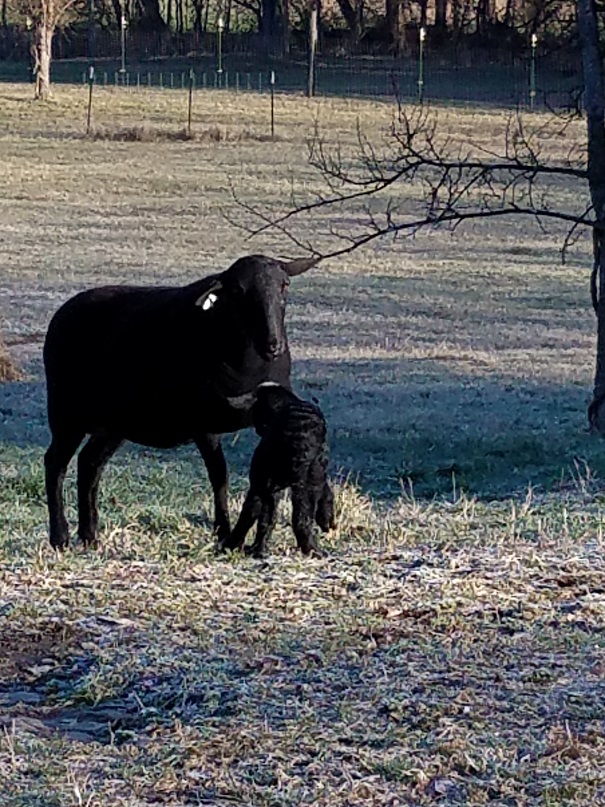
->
219, 382, 335, 558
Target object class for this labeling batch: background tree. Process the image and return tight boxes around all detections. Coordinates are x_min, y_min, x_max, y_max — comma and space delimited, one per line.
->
13, 0, 84, 99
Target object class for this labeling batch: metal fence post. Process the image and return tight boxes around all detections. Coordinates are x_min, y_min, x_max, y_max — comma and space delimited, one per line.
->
86, 65, 95, 134
270, 70, 275, 138
418, 26, 426, 103
188, 69, 194, 136
530, 32, 537, 111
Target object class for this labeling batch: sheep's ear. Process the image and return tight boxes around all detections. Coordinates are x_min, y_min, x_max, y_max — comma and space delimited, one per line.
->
283, 257, 320, 276
195, 281, 223, 311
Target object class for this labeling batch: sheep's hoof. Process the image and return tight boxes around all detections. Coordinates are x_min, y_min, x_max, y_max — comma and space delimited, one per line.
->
49, 533, 70, 552
78, 533, 99, 550
302, 543, 327, 559
216, 536, 246, 555
244, 544, 267, 559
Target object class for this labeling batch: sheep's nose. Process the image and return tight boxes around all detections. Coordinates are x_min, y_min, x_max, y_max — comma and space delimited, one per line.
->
266, 338, 281, 357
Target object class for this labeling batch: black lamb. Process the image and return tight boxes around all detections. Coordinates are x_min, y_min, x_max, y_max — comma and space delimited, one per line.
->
220, 382, 335, 557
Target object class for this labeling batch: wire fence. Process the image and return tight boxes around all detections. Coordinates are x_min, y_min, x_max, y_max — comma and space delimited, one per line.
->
0, 27, 582, 111
66, 60, 579, 111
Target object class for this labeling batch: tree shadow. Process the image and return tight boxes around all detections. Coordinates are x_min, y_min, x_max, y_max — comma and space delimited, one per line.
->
1, 356, 602, 507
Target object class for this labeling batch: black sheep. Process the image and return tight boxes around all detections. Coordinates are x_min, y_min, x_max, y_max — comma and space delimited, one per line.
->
220, 382, 335, 558
43, 254, 317, 550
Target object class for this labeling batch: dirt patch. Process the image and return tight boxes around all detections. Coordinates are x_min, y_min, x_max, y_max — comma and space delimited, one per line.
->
0, 620, 79, 681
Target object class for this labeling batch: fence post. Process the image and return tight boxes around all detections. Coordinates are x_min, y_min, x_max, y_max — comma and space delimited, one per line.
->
418, 26, 426, 103
530, 32, 537, 111
188, 69, 194, 136
217, 13, 224, 86
119, 11, 127, 79
86, 65, 94, 134
270, 70, 275, 139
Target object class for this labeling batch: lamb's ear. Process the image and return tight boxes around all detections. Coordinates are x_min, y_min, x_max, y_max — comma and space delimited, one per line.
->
283, 257, 320, 277
195, 280, 223, 311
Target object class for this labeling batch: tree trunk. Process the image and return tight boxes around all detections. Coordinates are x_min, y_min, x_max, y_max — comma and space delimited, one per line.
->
225, 0, 233, 33
33, 21, 53, 101
386, 0, 404, 54
452, 0, 462, 32
419, 0, 428, 30
435, 0, 448, 31
111, 0, 122, 27
137, 0, 166, 30
578, 0, 605, 431
307, 0, 318, 97
1, 0, 7, 28
261, 0, 280, 52
282, 0, 290, 53
335, 0, 362, 40
193, 0, 202, 34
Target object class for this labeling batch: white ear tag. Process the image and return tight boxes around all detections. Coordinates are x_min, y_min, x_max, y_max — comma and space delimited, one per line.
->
202, 293, 218, 311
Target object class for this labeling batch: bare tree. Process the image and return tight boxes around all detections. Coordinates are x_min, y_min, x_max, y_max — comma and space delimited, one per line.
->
15, 0, 84, 99
235, 0, 605, 433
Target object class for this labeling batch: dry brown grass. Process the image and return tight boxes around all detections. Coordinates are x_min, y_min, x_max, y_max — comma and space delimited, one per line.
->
0, 336, 22, 382
87, 123, 281, 143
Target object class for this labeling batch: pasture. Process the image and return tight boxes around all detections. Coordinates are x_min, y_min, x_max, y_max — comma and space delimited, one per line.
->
2, 84, 605, 805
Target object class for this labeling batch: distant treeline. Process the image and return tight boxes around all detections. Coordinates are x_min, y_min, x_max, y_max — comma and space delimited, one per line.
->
0, 0, 578, 62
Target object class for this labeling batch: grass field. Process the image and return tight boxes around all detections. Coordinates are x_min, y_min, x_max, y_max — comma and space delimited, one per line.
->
2, 84, 605, 805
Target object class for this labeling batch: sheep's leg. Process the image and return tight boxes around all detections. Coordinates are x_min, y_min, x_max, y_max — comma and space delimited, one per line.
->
77, 432, 123, 547
245, 491, 279, 558
220, 489, 263, 552
315, 480, 336, 532
44, 429, 85, 550
291, 484, 324, 556
195, 433, 230, 543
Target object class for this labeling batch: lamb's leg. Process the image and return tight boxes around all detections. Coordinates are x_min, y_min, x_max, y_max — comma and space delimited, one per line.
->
220, 488, 263, 552
315, 480, 336, 532
291, 484, 324, 557
77, 432, 123, 547
195, 433, 230, 543
245, 491, 280, 558
44, 428, 85, 550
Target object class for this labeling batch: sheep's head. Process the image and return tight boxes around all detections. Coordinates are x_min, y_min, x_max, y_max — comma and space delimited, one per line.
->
207, 255, 318, 361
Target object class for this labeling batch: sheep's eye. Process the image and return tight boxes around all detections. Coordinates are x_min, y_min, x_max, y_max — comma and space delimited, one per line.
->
202, 293, 218, 311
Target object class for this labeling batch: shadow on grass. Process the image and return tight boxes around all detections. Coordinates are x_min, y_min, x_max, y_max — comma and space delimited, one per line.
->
1, 359, 602, 506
